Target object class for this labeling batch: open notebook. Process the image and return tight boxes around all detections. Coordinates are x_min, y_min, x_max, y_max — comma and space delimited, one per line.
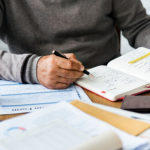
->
0, 101, 149, 150
76, 47, 150, 101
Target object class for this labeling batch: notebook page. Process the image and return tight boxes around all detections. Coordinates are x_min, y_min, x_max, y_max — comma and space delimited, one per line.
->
0, 102, 148, 149
0, 80, 91, 114
76, 66, 148, 100
108, 47, 150, 82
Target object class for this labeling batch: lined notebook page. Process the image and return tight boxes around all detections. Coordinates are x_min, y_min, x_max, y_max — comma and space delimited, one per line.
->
108, 47, 150, 82
77, 66, 148, 100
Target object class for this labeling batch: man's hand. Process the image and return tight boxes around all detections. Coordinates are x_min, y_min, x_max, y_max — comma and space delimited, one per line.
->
37, 53, 84, 89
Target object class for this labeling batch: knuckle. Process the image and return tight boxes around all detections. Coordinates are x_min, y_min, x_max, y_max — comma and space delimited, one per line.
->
67, 61, 73, 69
66, 79, 72, 84
61, 69, 67, 76
70, 53, 76, 58
66, 53, 76, 59
73, 72, 83, 78
62, 78, 68, 83
67, 71, 73, 77
49, 55, 56, 64
79, 72, 84, 77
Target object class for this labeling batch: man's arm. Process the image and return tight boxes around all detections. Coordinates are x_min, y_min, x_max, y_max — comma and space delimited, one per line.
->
0, 51, 39, 83
0, 45, 83, 89
0, 1, 40, 83
112, 0, 150, 48
0, 1, 84, 88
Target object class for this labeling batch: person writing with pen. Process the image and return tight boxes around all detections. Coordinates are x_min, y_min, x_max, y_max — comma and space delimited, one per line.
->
0, 0, 150, 89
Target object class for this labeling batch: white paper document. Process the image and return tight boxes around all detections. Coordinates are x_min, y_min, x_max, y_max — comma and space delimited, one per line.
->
91, 102, 150, 123
0, 119, 92, 150
0, 80, 91, 114
0, 102, 149, 150
0, 119, 123, 150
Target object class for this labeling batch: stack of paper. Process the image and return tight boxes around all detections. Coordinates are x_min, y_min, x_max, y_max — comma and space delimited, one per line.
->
0, 80, 91, 114
0, 102, 149, 150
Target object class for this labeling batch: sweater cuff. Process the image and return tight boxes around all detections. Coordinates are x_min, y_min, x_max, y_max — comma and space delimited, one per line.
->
22, 55, 41, 84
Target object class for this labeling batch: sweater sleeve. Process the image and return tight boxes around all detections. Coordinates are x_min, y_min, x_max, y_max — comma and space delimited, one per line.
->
0, 1, 40, 83
112, 0, 150, 48
0, 51, 40, 83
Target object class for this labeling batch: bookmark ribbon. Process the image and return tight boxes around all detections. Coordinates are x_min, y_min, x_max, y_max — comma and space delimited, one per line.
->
128, 52, 150, 64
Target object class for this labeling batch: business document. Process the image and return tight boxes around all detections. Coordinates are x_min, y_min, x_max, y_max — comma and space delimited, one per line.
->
0, 102, 149, 150
0, 80, 91, 114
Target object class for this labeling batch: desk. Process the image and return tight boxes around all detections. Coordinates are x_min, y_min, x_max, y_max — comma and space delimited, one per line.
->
0, 89, 150, 121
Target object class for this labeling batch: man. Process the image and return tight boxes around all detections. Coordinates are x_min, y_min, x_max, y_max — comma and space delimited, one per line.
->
0, 0, 150, 89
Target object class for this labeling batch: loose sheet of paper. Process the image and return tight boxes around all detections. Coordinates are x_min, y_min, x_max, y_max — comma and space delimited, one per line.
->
0, 119, 92, 150
0, 120, 123, 150
0, 80, 91, 114
0, 102, 149, 150
91, 102, 150, 123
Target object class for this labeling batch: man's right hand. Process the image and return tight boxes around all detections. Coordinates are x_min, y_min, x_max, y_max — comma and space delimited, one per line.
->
37, 53, 84, 89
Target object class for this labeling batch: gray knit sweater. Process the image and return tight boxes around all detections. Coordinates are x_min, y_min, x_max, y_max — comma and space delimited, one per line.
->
0, 0, 150, 83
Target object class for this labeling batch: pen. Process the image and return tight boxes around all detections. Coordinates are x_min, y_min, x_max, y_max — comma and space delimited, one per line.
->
52, 50, 93, 77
